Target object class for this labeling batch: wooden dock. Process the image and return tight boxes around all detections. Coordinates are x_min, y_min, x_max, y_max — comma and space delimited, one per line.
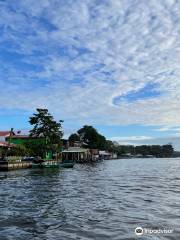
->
0, 161, 32, 171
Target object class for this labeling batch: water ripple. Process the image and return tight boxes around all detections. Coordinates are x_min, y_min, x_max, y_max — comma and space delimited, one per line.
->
0, 158, 180, 239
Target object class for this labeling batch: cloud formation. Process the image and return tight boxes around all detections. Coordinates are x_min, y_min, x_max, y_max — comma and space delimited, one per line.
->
0, 0, 180, 127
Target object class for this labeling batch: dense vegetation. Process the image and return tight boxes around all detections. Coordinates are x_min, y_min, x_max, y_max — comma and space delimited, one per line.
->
69, 125, 106, 149
69, 125, 174, 158
114, 144, 174, 158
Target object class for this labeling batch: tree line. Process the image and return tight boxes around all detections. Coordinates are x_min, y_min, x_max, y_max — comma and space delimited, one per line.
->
68, 125, 174, 158
113, 144, 174, 158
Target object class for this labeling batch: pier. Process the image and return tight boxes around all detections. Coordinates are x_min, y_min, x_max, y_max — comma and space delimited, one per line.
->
0, 161, 32, 171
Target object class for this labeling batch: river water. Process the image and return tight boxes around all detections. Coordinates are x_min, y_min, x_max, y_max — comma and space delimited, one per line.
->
0, 158, 180, 240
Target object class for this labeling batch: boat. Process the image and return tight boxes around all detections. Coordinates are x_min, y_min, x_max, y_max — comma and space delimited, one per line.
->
32, 160, 60, 169
32, 158, 75, 169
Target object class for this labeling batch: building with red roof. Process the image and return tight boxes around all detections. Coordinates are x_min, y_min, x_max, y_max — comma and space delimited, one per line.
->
0, 131, 15, 142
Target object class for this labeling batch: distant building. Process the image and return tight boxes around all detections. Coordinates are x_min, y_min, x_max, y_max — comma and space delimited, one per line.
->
111, 153, 118, 159
5, 135, 45, 145
99, 151, 112, 160
0, 131, 15, 142
90, 149, 99, 160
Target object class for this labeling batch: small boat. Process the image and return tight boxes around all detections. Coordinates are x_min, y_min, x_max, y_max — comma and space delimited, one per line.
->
32, 160, 60, 169
32, 158, 75, 169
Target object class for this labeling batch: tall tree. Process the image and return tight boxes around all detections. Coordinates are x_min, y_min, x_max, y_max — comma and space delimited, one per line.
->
69, 133, 80, 143
77, 125, 106, 149
29, 109, 63, 153
68, 133, 80, 147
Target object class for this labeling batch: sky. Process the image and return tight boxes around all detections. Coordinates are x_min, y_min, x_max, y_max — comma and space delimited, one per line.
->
0, 0, 180, 149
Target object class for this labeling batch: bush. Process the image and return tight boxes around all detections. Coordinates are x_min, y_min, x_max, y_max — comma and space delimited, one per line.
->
7, 144, 30, 157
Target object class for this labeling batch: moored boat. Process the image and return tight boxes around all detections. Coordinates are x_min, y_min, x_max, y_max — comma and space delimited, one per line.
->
32, 159, 60, 169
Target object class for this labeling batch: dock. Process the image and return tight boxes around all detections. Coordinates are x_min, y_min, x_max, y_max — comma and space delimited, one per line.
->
0, 161, 32, 171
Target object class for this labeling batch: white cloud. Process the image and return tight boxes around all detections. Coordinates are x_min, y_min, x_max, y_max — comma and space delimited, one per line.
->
156, 126, 174, 132
111, 136, 153, 142
0, 0, 180, 127
156, 126, 180, 132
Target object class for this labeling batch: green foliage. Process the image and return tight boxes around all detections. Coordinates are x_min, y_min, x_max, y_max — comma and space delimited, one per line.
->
105, 140, 115, 152
8, 144, 29, 156
172, 151, 180, 157
0, 148, 6, 159
29, 109, 63, 156
77, 125, 106, 150
135, 145, 150, 156
0, 145, 29, 159
23, 141, 47, 157
105, 140, 121, 153
68, 125, 174, 158
161, 144, 174, 157
29, 109, 63, 143
68, 133, 80, 143
115, 144, 174, 158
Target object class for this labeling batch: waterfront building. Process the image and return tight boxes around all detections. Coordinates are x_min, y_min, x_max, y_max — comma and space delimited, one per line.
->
6, 134, 54, 159
5, 134, 45, 145
62, 147, 92, 163
99, 150, 112, 160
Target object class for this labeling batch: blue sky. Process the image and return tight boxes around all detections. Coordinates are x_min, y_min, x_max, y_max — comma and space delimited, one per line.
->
0, 0, 180, 149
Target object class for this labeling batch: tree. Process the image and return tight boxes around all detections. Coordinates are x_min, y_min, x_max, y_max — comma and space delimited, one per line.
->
29, 109, 63, 156
162, 144, 174, 157
150, 145, 162, 158
135, 145, 150, 156
77, 125, 106, 149
69, 133, 80, 143
8, 144, 30, 156
23, 141, 47, 157
105, 140, 115, 152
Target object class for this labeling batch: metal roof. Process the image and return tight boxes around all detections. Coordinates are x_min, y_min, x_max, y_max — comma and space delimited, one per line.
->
62, 147, 88, 153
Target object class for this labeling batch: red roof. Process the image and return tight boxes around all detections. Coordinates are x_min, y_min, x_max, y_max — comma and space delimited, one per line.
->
0, 131, 12, 137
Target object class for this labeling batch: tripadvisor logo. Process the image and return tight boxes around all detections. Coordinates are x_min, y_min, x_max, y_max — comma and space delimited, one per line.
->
135, 227, 144, 236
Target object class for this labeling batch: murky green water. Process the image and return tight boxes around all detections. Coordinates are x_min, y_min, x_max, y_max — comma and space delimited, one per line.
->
0, 158, 180, 240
